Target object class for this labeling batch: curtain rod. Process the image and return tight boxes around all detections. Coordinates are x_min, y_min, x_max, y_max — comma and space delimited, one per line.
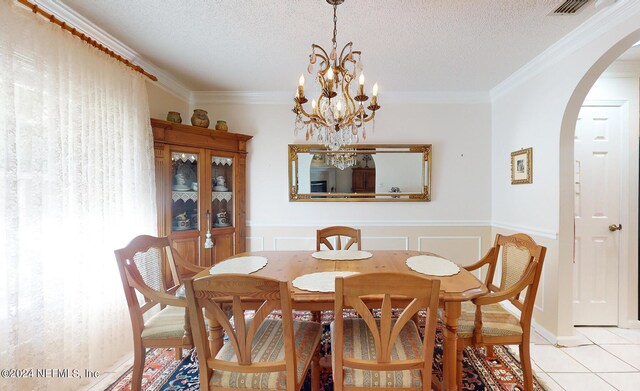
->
17, 0, 158, 81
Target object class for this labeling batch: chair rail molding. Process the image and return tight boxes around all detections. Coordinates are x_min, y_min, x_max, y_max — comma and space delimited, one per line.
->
491, 222, 558, 240
247, 220, 491, 228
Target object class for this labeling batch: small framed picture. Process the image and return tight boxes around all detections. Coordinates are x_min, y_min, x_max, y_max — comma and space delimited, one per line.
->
511, 147, 532, 184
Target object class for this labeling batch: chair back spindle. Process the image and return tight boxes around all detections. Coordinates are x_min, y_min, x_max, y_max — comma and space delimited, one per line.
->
316, 226, 362, 250
333, 273, 440, 390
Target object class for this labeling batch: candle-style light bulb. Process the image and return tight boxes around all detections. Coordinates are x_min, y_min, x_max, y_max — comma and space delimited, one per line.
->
336, 101, 342, 116
358, 73, 365, 96
371, 82, 379, 106
297, 74, 305, 98
359, 73, 365, 86
326, 68, 335, 94
312, 99, 317, 110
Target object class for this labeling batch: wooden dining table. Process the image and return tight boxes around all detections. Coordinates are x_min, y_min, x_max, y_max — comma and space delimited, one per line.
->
192, 250, 488, 391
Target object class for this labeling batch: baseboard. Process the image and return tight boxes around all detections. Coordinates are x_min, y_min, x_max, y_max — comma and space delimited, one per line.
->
620, 319, 640, 329
498, 301, 593, 347
530, 321, 558, 345
555, 333, 592, 347
528, 319, 593, 347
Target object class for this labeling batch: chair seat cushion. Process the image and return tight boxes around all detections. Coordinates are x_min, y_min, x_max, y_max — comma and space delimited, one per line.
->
141, 305, 186, 339
458, 301, 523, 338
331, 318, 424, 388
210, 318, 322, 390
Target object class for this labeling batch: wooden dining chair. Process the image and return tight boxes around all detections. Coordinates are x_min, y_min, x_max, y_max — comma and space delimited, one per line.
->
316, 226, 362, 250
457, 233, 546, 391
332, 273, 441, 391
114, 235, 199, 391
184, 274, 323, 391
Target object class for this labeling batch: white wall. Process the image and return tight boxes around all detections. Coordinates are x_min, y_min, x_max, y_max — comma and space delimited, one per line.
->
192, 101, 493, 226
183, 99, 494, 264
490, 2, 640, 340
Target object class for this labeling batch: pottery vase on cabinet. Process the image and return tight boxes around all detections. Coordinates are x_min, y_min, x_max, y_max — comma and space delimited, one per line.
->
191, 109, 210, 128
166, 111, 182, 123
215, 120, 228, 131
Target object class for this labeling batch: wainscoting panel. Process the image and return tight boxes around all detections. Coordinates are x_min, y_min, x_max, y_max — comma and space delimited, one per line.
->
247, 225, 492, 254
362, 236, 409, 250
417, 236, 483, 266
491, 227, 554, 324
272, 237, 316, 251
246, 236, 265, 252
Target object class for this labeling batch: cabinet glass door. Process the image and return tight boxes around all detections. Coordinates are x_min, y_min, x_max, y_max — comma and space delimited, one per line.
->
211, 156, 233, 228
171, 151, 199, 232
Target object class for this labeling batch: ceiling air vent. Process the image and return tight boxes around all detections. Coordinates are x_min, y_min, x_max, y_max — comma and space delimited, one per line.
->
553, 0, 590, 14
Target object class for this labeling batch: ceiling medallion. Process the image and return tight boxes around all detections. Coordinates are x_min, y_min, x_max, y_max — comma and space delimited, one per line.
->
293, 0, 381, 169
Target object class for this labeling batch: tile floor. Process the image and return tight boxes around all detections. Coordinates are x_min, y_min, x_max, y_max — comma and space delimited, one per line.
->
82, 327, 640, 391
79, 354, 134, 391
516, 327, 640, 391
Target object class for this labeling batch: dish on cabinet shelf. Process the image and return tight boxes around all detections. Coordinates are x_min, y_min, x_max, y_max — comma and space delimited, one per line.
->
172, 225, 192, 231
214, 223, 231, 227
172, 185, 190, 191
213, 185, 228, 191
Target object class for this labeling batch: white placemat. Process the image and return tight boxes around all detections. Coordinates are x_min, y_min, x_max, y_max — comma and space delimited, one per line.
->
405, 255, 460, 277
292, 271, 360, 293
209, 256, 268, 275
311, 250, 373, 261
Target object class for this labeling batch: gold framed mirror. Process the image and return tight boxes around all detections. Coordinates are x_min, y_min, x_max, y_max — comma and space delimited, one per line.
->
288, 144, 431, 202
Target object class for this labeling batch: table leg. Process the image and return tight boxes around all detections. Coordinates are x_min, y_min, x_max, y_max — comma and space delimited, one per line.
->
443, 302, 461, 391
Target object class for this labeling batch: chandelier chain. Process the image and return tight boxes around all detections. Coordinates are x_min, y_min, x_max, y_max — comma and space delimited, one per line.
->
332, 4, 337, 51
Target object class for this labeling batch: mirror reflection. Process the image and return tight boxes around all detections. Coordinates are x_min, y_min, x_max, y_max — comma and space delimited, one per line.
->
288, 144, 431, 202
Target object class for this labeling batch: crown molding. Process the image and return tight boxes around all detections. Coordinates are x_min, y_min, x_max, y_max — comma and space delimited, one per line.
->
491, 0, 640, 100
191, 91, 294, 105
191, 90, 490, 106
32, 0, 191, 102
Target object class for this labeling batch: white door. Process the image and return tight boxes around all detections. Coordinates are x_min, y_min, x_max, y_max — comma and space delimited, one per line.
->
573, 105, 622, 326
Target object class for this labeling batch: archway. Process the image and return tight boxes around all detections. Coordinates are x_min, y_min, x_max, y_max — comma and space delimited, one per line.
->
559, 30, 640, 335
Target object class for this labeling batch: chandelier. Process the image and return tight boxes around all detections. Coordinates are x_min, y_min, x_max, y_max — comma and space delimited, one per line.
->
293, 0, 381, 163
326, 149, 357, 170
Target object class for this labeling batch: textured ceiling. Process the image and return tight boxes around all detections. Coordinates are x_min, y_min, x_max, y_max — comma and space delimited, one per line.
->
58, 0, 603, 92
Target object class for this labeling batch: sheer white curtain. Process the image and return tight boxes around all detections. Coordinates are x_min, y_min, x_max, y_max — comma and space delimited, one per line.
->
0, 1, 157, 389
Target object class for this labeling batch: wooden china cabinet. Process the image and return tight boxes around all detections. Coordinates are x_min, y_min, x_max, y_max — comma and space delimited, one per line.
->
151, 118, 252, 267
351, 167, 376, 193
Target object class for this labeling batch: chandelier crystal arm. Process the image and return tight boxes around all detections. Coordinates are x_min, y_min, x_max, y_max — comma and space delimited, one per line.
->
311, 44, 330, 67
338, 42, 355, 64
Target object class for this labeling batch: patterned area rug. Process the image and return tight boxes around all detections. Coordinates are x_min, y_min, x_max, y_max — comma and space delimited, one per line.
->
107, 312, 546, 391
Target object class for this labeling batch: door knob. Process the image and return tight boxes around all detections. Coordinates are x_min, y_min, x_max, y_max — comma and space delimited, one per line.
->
609, 224, 622, 232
